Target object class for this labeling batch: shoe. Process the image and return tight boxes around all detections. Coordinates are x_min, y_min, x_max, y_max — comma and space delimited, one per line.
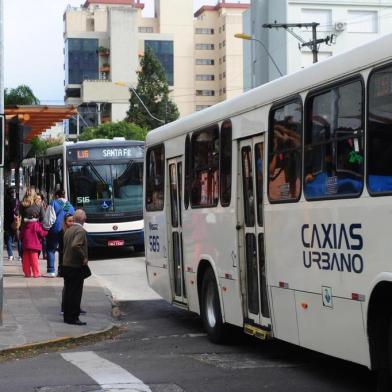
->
65, 319, 86, 326
18, 256, 22, 262
44, 272, 56, 278
8, 256, 14, 261
60, 310, 64, 315
79, 309, 87, 315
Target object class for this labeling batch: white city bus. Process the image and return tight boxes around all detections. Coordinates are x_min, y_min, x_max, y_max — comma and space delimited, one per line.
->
144, 33, 392, 387
22, 139, 144, 250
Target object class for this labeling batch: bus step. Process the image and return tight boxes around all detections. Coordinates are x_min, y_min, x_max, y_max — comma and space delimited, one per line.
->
244, 324, 271, 340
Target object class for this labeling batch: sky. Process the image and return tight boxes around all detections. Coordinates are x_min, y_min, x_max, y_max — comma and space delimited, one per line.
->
4, 0, 249, 105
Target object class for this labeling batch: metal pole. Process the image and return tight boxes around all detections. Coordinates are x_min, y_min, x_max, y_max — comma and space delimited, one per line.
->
0, 0, 4, 325
76, 114, 80, 140
97, 102, 101, 125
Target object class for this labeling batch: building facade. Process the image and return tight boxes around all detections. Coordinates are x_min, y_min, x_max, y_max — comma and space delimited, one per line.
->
243, 0, 392, 90
63, 0, 249, 134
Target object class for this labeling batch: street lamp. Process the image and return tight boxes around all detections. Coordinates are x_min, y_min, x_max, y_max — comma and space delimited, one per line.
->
234, 33, 283, 77
114, 81, 165, 124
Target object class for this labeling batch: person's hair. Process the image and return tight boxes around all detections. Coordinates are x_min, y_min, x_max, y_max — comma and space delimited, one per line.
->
21, 188, 37, 208
73, 209, 86, 224
55, 189, 65, 198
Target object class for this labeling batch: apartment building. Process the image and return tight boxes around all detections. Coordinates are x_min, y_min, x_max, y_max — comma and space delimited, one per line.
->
243, 0, 392, 90
63, 0, 249, 134
193, 2, 250, 111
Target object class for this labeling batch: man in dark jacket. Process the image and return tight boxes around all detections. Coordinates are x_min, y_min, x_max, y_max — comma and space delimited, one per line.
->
62, 209, 88, 325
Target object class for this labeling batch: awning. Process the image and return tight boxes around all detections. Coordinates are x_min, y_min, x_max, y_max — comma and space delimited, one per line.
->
5, 105, 77, 142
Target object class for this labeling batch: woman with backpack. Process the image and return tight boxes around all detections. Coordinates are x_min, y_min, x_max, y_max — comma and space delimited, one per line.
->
45, 189, 75, 278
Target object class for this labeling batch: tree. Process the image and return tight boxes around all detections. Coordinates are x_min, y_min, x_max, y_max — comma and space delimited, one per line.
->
5, 85, 40, 105
127, 47, 179, 130
79, 121, 147, 141
30, 136, 64, 155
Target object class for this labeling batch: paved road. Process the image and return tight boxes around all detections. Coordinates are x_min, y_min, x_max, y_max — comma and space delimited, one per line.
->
0, 249, 376, 391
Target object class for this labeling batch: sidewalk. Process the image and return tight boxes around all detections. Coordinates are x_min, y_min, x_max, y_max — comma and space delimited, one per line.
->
0, 256, 116, 351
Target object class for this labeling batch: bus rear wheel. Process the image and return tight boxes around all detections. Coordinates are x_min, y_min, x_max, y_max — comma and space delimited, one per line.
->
201, 268, 227, 344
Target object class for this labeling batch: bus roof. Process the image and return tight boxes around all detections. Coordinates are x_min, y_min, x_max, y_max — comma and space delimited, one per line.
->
146, 32, 392, 146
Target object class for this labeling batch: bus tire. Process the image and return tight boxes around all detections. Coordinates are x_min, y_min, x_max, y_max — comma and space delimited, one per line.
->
201, 268, 227, 344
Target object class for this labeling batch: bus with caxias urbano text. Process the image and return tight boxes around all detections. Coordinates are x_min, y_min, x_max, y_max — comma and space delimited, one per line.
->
144, 33, 392, 389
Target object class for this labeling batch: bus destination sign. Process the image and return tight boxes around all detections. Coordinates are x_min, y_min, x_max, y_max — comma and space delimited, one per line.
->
68, 146, 144, 161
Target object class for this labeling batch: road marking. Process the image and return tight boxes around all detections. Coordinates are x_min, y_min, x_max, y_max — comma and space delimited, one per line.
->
61, 351, 151, 392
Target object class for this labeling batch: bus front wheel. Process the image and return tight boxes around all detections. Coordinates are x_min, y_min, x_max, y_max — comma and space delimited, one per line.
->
201, 268, 227, 344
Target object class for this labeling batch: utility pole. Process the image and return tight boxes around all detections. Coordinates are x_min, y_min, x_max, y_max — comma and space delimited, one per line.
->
263, 22, 335, 64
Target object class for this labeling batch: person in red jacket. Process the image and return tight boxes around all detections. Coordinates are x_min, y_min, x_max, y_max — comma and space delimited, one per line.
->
19, 215, 48, 278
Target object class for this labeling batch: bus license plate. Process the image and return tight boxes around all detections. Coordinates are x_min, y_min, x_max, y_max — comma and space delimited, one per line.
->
108, 240, 124, 247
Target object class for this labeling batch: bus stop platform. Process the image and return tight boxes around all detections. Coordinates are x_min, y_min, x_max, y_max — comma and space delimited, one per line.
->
0, 257, 117, 353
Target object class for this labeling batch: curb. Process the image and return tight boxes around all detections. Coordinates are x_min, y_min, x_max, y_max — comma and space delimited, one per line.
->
0, 324, 125, 361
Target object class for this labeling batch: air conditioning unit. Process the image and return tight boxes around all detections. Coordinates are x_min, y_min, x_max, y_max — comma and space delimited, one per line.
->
334, 22, 346, 32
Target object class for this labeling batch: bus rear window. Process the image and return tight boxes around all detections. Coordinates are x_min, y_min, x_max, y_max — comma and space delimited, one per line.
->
146, 145, 165, 211
368, 65, 392, 194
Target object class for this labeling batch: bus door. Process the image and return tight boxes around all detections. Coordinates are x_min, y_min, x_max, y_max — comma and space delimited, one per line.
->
238, 137, 271, 334
167, 158, 187, 305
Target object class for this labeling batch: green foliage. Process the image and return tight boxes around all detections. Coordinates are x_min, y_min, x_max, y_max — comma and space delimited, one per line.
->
79, 121, 147, 141
30, 136, 64, 155
127, 47, 179, 130
5, 85, 40, 105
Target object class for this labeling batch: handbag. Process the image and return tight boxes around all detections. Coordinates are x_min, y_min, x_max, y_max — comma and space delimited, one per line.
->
11, 215, 21, 232
81, 264, 91, 279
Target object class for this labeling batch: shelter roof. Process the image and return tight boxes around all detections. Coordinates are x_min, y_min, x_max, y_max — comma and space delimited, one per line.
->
5, 105, 77, 142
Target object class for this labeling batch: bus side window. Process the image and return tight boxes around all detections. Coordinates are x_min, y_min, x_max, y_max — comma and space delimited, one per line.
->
184, 134, 191, 210
191, 125, 219, 208
304, 79, 364, 200
146, 145, 165, 211
368, 65, 392, 194
268, 100, 302, 202
220, 119, 232, 207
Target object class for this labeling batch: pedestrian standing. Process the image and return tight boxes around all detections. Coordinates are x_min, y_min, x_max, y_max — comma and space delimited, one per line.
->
19, 189, 45, 224
62, 209, 88, 325
19, 215, 48, 278
45, 189, 75, 278
4, 187, 22, 261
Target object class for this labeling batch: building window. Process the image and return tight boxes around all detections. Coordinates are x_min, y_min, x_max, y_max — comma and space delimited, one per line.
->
65, 38, 99, 84
268, 99, 302, 202
223, 55, 226, 63
196, 90, 215, 96
223, 24, 225, 31
368, 65, 392, 194
223, 71, 226, 78
304, 80, 364, 199
86, 17, 94, 32
223, 87, 226, 94
145, 40, 174, 86
196, 105, 211, 111
139, 26, 153, 33
220, 120, 232, 207
196, 59, 215, 65
223, 40, 226, 47
348, 10, 378, 33
195, 28, 214, 34
195, 43, 215, 50
146, 145, 165, 211
196, 74, 215, 81
219, 74, 222, 80
191, 125, 220, 207
219, 43, 222, 49
301, 9, 332, 31
219, 58, 222, 65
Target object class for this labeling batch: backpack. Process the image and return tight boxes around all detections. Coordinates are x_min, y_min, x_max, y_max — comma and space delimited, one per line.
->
43, 205, 56, 230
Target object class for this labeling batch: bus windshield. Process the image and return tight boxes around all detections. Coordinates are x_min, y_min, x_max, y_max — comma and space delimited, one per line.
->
68, 160, 143, 216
